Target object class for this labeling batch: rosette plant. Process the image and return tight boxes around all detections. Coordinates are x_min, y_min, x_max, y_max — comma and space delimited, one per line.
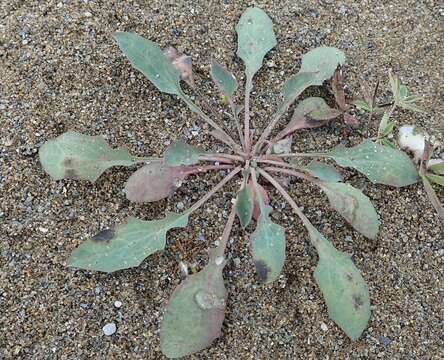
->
39, 7, 420, 358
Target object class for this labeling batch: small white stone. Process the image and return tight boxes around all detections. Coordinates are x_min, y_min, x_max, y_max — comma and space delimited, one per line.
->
38, 227, 48, 233
114, 301, 122, 308
320, 322, 328, 332
103, 322, 117, 336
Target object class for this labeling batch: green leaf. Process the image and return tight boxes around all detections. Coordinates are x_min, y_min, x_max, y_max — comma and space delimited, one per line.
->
294, 97, 342, 121
236, 184, 254, 228
306, 161, 343, 182
282, 48, 344, 107
381, 138, 396, 149
236, 7, 277, 80
429, 161, 444, 175
308, 226, 370, 340
426, 173, 444, 187
210, 60, 238, 98
124, 162, 188, 203
282, 72, 317, 105
39, 131, 139, 182
68, 213, 188, 272
164, 141, 206, 166
300, 47, 345, 86
113, 32, 182, 95
352, 99, 371, 112
329, 140, 419, 187
251, 206, 285, 283
161, 250, 227, 358
319, 182, 380, 239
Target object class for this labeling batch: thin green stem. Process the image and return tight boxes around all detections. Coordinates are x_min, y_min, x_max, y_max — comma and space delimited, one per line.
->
256, 158, 306, 172
180, 93, 242, 154
252, 101, 287, 155
273, 152, 329, 158
256, 168, 318, 247
230, 98, 245, 151
262, 166, 318, 184
182, 164, 234, 177
184, 167, 241, 215
244, 76, 253, 154
213, 204, 237, 258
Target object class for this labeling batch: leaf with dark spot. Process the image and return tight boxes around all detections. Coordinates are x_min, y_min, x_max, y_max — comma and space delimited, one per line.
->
91, 229, 114, 242
39, 131, 143, 182
247, 180, 269, 220
307, 225, 370, 340
250, 206, 285, 283
124, 162, 189, 203
319, 182, 380, 239
161, 249, 227, 358
68, 213, 188, 272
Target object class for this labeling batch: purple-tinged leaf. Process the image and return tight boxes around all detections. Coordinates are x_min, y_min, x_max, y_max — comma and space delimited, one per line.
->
319, 182, 380, 239
343, 113, 359, 126
163, 46, 195, 88
331, 69, 346, 111
276, 97, 341, 139
124, 162, 189, 203
161, 249, 227, 358
248, 180, 269, 220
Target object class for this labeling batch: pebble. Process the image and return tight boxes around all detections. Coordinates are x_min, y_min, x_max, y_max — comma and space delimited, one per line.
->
114, 301, 122, 308
102, 322, 117, 336
320, 323, 328, 332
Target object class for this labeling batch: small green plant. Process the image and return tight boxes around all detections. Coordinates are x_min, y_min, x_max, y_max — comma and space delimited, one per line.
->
353, 74, 443, 220
39, 7, 421, 358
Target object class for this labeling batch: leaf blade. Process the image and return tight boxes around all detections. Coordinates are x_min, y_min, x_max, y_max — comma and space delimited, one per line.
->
68, 213, 188, 272
309, 226, 370, 340
329, 140, 419, 187
124, 162, 187, 203
39, 131, 138, 182
320, 182, 380, 239
164, 141, 206, 166
236, 184, 254, 228
305, 161, 343, 182
113, 32, 181, 95
161, 252, 227, 358
236, 7, 277, 79
250, 206, 286, 283
210, 60, 238, 98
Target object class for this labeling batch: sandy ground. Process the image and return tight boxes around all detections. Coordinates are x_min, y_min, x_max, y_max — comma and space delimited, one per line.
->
1, 0, 443, 359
